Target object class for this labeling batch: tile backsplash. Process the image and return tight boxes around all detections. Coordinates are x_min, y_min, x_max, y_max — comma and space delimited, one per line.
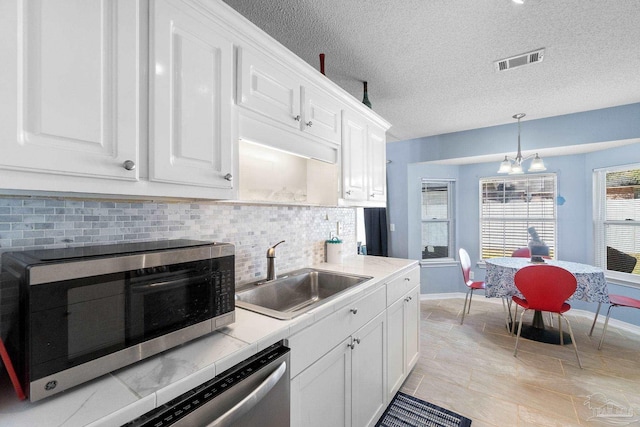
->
0, 196, 357, 284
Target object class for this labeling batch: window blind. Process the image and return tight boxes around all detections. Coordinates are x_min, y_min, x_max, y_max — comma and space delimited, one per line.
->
594, 166, 640, 279
421, 180, 454, 259
480, 174, 556, 259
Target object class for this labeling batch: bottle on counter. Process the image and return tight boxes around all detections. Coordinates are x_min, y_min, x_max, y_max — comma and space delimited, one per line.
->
326, 236, 344, 263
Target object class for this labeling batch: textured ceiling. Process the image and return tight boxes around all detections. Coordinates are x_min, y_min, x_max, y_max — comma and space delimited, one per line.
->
222, 0, 640, 142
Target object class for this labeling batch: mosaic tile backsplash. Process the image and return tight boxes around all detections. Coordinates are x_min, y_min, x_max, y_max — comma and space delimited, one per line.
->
0, 196, 357, 285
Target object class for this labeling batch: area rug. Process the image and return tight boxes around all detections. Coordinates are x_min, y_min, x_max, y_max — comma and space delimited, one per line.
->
376, 392, 472, 427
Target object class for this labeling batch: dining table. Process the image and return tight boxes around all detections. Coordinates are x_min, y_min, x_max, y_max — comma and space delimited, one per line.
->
484, 257, 609, 345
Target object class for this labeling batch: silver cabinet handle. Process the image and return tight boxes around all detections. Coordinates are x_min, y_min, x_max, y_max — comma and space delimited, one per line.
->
350, 308, 358, 315
224, 173, 233, 181
293, 115, 301, 121
306, 121, 312, 127
348, 337, 361, 349
123, 160, 136, 171
206, 361, 287, 427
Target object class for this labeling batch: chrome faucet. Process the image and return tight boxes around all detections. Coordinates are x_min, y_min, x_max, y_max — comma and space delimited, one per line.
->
266, 240, 285, 281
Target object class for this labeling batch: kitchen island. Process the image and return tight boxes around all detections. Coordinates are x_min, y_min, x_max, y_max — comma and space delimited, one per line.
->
0, 255, 418, 427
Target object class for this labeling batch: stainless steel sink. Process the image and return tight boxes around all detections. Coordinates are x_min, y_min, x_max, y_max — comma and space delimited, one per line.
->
235, 268, 372, 320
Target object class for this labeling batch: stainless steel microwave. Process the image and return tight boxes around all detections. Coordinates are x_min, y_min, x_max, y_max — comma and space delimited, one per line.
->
0, 239, 235, 402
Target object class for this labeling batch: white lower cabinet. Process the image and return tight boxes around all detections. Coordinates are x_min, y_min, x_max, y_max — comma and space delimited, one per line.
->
352, 312, 388, 427
289, 267, 420, 427
387, 285, 420, 398
291, 312, 387, 427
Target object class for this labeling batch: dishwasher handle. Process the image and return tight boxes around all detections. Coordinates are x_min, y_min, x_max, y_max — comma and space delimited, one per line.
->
206, 360, 287, 427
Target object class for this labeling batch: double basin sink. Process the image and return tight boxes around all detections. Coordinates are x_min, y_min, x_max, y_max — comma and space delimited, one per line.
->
235, 268, 372, 320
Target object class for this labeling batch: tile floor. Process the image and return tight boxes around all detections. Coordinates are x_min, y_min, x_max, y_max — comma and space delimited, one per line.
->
401, 297, 640, 426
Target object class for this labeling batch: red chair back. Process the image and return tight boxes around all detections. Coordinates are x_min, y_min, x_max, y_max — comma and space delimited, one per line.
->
511, 247, 530, 258
514, 265, 577, 313
459, 248, 472, 284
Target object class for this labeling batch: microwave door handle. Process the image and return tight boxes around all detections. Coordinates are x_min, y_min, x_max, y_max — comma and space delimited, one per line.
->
131, 274, 207, 292
205, 361, 287, 427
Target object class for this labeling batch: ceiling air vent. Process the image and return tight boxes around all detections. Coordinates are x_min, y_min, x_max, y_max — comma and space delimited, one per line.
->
494, 48, 545, 71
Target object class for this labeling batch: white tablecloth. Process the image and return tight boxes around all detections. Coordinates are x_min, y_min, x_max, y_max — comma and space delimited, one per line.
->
485, 257, 609, 303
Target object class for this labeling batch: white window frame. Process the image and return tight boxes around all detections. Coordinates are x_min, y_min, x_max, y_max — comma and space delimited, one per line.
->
479, 174, 557, 260
420, 179, 455, 263
593, 163, 640, 287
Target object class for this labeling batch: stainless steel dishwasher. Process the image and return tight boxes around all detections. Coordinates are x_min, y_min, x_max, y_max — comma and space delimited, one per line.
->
123, 341, 290, 427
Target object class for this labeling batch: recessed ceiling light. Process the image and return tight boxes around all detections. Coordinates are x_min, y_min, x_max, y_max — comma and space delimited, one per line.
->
512, 0, 524, 4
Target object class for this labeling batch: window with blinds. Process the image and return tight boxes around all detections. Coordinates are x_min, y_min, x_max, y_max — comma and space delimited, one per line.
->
594, 165, 640, 284
421, 180, 454, 260
479, 174, 556, 259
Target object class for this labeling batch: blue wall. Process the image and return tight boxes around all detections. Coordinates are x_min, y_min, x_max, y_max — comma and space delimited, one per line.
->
387, 103, 640, 325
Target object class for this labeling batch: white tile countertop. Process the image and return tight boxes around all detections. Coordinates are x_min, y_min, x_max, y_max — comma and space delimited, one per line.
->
0, 255, 417, 427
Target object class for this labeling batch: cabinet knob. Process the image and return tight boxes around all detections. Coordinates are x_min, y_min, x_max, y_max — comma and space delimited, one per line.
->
405, 296, 412, 302
348, 342, 356, 350
345, 190, 352, 196
350, 308, 358, 315
305, 121, 313, 127
404, 277, 410, 281
354, 337, 361, 344
224, 173, 233, 181
370, 194, 375, 198
122, 160, 136, 171
293, 115, 301, 121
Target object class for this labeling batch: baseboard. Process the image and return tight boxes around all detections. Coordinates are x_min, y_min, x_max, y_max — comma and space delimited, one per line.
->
419, 292, 640, 336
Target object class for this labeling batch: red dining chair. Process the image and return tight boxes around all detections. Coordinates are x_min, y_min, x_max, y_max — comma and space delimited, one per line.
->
458, 248, 485, 325
512, 265, 582, 368
511, 247, 531, 258
589, 294, 640, 350
511, 247, 555, 326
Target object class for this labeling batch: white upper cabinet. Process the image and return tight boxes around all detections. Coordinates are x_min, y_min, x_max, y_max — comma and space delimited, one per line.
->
342, 108, 388, 206
342, 110, 368, 201
236, 46, 343, 162
300, 85, 342, 145
368, 123, 387, 201
150, 0, 234, 190
237, 47, 301, 131
0, 0, 389, 203
0, 0, 141, 181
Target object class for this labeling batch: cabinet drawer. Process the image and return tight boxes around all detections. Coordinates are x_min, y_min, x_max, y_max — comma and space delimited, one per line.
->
289, 286, 386, 378
386, 267, 420, 306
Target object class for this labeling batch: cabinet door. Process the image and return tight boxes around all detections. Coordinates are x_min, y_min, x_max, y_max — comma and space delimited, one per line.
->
387, 285, 420, 399
150, 0, 233, 189
291, 337, 352, 427
368, 123, 387, 201
342, 109, 368, 200
301, 85, 342, 145
405, 286, 420, 371
0, 0, 140, 180
352, 312, 387, 427
386, 295, 406, 397
237, 47, 300, 130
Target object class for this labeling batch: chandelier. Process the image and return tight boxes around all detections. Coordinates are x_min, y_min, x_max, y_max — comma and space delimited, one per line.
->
497, 113, 546, 174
